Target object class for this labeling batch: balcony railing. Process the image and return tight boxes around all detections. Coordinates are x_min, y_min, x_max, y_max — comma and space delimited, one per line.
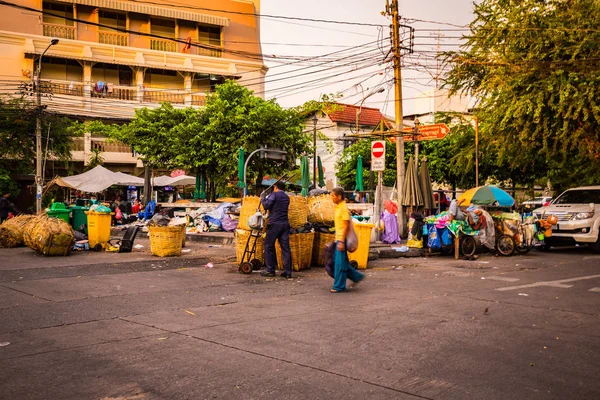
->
150, 39, 178, 53
98, 31, 129, 47
197, 46, 223, 58
42, 23, 75, 40
191, 94, 207, 106
143, 89, 185, 104
36, 79, 210, 109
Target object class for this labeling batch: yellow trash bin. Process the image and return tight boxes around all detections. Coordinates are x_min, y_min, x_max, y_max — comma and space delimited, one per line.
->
348, 222, 374, 269
85, 211, 113, 251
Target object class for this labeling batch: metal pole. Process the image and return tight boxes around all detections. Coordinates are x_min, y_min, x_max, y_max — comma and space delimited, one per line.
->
475, 115, 479, 187
35, 40, 58, 213
313, 115, 317, 189
390, 0, 405, 235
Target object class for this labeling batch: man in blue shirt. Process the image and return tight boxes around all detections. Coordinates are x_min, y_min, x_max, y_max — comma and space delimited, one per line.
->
260, 181, 292, 278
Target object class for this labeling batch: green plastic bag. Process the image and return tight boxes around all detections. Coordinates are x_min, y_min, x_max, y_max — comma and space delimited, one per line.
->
95, 205, 112, 213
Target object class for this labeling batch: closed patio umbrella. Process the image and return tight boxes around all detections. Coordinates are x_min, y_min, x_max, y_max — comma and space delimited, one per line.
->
402, 156, 423, 207
236, 148, 245, 189
317, 156, 326, 188
355, 155, 364, 192
418, 157, 435, 209
301, 156, 310, 197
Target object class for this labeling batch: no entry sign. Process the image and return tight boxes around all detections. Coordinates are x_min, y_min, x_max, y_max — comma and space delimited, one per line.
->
371, 141, 385, 171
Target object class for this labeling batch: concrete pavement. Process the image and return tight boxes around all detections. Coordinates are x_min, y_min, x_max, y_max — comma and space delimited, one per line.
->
0, 243, 599, 399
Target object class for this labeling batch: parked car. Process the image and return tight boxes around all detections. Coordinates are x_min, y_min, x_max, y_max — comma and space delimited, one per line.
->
533, 186, 600, 252
522, 196, 553, 208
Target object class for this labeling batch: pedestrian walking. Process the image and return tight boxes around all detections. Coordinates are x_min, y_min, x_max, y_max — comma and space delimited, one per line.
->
0, 192, 20, 223
260, 181, 292, 278
330, 187, 364, 293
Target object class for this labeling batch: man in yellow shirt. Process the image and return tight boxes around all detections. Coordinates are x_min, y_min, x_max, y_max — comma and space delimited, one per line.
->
330, 187, 365, 293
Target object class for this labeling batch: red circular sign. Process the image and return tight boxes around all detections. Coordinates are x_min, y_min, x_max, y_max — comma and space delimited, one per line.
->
372, 142, 385, 158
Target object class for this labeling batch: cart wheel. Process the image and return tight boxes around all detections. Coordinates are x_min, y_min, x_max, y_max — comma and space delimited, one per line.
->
239, 262, 253, 274
460, 236, 477, 257
515, 242, 533, 254
496, 235, 515, 256
251, 259, 263, 270
93, 243, 103, 252
350, 260, 359, 269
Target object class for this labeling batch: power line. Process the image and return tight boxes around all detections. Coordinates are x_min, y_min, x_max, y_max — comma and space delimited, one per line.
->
128, 0, 385, 27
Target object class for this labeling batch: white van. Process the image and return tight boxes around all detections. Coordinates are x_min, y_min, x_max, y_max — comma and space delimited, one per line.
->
533, 186, 600, 252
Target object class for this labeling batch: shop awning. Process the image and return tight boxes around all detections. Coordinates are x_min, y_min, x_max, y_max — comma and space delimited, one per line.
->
54, 0, 229, 26
49, 165, 144, 193
153, 175, 196, 186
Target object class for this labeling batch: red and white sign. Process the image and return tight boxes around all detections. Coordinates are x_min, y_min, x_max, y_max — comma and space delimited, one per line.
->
371, 141, 386, 171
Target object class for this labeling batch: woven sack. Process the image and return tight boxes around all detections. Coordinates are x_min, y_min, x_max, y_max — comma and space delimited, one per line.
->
149, 225, 185, 257
235, 229, 265, 264
238, 196, 261, 231
288, 196, 309, 229
308, 194, 335, 225
23, 215, 75, 256
276, 232, 314, 271
0, 215, 36, 248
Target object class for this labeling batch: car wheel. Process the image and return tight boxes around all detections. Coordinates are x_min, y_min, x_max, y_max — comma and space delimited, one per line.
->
590, 236, 600, 254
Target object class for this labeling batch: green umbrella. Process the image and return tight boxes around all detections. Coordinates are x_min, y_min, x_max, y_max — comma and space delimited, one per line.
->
317, 156, 326, 188
354, 155, 364, 192
300, 156, 310, 197
193, 171, 206, 200
236, 148, 245, 189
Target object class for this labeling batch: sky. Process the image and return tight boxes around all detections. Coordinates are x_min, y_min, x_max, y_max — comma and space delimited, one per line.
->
259, 0, 476, 116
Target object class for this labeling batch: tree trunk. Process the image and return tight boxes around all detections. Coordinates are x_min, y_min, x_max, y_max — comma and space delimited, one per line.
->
143, 163, 152, 203
451, 181, 457, 200
209, 179, 216, 202
255, 167, 264, 196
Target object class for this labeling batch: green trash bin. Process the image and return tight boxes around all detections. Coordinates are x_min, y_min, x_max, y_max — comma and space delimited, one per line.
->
70, 205, 89, 233
46, 202, 71, 223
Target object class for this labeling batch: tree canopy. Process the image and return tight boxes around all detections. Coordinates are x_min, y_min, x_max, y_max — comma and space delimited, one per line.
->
443, 0, 600, 191
79, 80, 314, 198
0, 96, 77, 195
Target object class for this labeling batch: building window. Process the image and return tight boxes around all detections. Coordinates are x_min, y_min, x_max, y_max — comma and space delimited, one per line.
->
99, 10, 126, 32
198, 26, 221, 47
151, 18, 175, 39
42, 1, 74, 26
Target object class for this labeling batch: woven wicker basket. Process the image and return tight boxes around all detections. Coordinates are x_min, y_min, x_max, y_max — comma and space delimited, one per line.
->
288, 195, 309, 229
276, 232, 314, 271
235, 229, 265, 264
238, 196, 261, 231
149, 225, 185, 257
311, 231, 335, 267
308, 194, 336, 225
23, 215, 75, 256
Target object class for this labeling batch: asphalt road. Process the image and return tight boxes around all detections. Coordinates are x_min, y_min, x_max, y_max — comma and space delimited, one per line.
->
0, 242, 599, 400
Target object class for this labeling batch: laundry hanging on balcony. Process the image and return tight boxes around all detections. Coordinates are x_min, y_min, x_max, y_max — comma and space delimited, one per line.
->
93, 81, 109, 97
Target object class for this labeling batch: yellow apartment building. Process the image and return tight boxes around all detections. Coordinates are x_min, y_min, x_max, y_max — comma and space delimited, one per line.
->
0, 0, 266, 173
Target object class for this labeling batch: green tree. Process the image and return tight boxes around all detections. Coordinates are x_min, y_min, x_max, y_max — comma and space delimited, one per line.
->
443, 0, 600, 191
0, 96, 78, 195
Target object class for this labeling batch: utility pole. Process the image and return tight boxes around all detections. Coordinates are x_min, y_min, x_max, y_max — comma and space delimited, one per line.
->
312, 114, 318, 189
475, 116, 479, 187
35, 38, 59, 214
386, 0, 405, 235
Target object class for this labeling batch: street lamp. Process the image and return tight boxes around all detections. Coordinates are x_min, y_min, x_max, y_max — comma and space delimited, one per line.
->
35, 38, 59, 213
355, 87, 385, 134
312, 113, 318, 189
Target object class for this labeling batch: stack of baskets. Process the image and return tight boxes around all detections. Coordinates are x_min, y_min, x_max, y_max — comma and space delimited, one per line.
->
149, 224, 186, 257
276, 232, 314, 271
235, 196, 264, 264
308, 194, 337, 267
